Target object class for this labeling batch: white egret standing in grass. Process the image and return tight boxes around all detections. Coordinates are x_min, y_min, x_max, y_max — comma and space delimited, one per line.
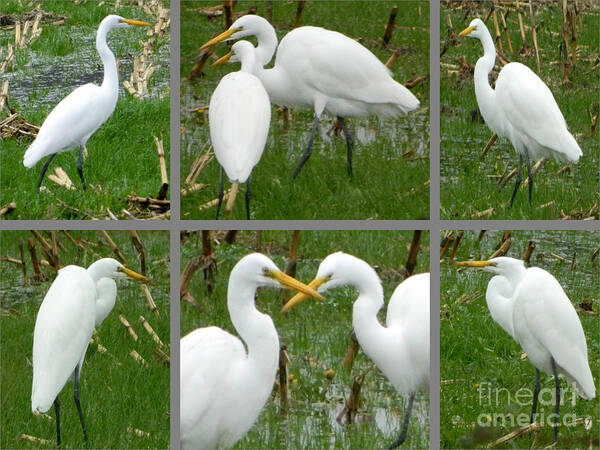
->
209, 41, 271, 220
458, 18, 582, 207
283, 252, 430, 449
23, 15, 152, 190
201, 15, 420, 178
31, 258, 149, 445
454, 257, 595, 443
180, 253, 325, 450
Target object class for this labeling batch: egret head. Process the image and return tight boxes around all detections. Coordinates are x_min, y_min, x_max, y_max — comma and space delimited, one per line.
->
453, 256, 525, 277
200, 15, 270, 50
232, 253, 326, 301
458, 18, 486, 40
87, 258, 151, 283
282, 252, 378, 312
102, 15, 153, 29
212, 41, 256, 67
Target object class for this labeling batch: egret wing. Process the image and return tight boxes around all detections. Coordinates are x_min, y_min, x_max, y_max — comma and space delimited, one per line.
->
180, 327, 246, 444
31, 266, 96, 412
517, 268, 595, 398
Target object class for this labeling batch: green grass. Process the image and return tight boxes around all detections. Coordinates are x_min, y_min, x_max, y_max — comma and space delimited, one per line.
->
180, 1, 429, 219
0, 1, 170, 220
1, 230, 170, 449
181, 230, 430, 449
440, 4, 599, 219
440, 230, 599, 448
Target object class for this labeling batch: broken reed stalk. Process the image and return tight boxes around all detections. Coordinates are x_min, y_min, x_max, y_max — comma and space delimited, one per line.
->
129, 230, 146, 275
449, 230, 463, 262
500, 10, 513, 54
569, 4, 577, 66
342, 331, 360, 371
119, 314, 138, 341
491, 7, 503, 52
185, 148, 212, 186
522, 240, 536, 264
489, 237, 511, 259
28, 238, 47, 281
0, 201, 16, 217
562, 0, 570, 84
294, 0, 306, 28
382, 5, 398, 46
481, 133, 498, 157
180, 257, 202, 299
528, 0, 541, 74
278, 346, 288, 412
223, 0, 233, 28
18, 239, 28, 285
129, 349, 147, 365
439, 231, 454, 260
47, 166, 75, 190
225, 183, 239, 213
487, 422, 541, 448
405, 230, 422, 276
285, 230, 301, 279
515, 0, 529, 53
19, 434, 52, 446
99, 230, 127, 264
141, 284, 159, 317
30, 230, 58, 269
155, 136, 169, 200
140, 315, 164, 346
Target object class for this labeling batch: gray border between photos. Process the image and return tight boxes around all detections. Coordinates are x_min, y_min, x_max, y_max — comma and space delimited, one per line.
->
0, 1, 598, 450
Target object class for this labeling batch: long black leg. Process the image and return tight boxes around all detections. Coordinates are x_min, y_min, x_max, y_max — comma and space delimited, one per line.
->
216, 167, 224, 220
336, 116, 354, 178
292, 114, 320, 179
530, 368, 540, 423
524, 148, 533, 205
37, 153, 57, 190
54, 397, 61, 446
73, 365, 88, 442
77, 145, 87, 191
551, 358, 560, 444
389, 392, 415, 449
245, 173, 251, 220
509, 154, 523, 208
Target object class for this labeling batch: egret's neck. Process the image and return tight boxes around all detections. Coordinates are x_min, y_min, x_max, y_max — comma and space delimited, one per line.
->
485, 268, 525, 339
254, 25, 278, 67
350, 266, 388, 360
240, 52, 257, 74
473, 31, 501, 134
96, 20, 119, 92
227, 281, 279, 374
87, 261, 110, 283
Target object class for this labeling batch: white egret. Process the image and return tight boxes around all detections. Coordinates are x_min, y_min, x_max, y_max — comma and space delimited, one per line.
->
23, 15, 152, 190
283, 252, 430, 449
180, 253, 325, 450
201, 15, 420, 178
209, 41, 271, 220
454, 257, 595, 443
31, 258, 149, 445
459, 18, 582, 207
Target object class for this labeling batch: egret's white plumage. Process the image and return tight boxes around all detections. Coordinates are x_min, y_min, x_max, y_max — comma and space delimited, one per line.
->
455, 256, 595, 443
23, 15, 152, 189
94, 277, 117, 327
283, 252, 430, 448
31, 258, 149, 445
459, 18, 581, 205
180, 253, 325, 450
209, 41, 271, 219
202, 15, 419, 177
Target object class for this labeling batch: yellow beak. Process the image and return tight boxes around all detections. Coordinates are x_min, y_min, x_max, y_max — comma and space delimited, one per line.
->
200, 27, 242, 51
281, 277, 329, 312
458, 25, 476, 37
452, 260, 495, 268
212, 51, 233, 67
119, 266, 152, 283
121, 19, 153, 27
266, 270, 326, 303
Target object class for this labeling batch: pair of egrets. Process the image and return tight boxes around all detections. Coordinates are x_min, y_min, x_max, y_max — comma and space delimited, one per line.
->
31, 258, 150, 446
180, 252, 430, 450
